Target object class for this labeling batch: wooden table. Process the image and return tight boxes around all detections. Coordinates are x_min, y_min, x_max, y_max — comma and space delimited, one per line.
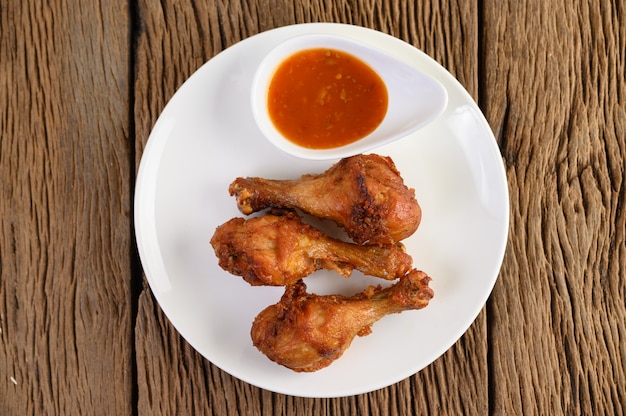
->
2, 1, 624, 414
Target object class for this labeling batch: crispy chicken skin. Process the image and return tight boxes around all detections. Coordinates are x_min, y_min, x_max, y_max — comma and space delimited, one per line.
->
251, 270, 434, 372
210, 211, 413, 286
228, 154, 421, 245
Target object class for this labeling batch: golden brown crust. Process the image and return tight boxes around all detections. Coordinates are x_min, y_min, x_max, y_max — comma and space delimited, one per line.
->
251, 270, 434, 372
210, 211, 413, 286
228, 154, 421, 244
215, 154, 433, 372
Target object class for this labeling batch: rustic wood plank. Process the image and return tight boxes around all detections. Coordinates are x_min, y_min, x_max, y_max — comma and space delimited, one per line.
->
482, 0, 626, 414
0, 1, 133, 415
133, 0, 483, 414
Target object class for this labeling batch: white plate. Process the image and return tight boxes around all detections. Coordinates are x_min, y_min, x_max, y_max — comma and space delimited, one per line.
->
135, 23, 509, 398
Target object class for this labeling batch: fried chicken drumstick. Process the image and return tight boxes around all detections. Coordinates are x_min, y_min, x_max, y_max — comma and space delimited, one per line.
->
210, 211, 413, 286
229, 154, 421, 245
251, 270, 434, 372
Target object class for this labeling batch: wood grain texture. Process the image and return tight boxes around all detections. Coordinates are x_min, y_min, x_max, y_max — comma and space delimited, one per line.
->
132, 0, 484, 415
2, 0, 624, 414
0, 1, 133, 414
482, 0, 626, 414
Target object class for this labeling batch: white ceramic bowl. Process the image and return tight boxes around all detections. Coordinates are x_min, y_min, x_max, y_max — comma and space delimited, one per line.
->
251, 33, 448, 160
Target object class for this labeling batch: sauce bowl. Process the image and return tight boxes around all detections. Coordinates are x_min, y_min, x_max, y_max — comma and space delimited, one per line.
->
251, 33, 448, 160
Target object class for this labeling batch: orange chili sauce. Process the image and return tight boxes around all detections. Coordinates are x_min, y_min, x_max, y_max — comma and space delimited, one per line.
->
267, 48, 388, 149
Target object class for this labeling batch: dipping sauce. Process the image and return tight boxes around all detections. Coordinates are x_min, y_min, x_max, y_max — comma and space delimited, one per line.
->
267, 48, 388, 149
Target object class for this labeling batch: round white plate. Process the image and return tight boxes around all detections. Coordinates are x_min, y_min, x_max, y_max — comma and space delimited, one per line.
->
135, 23, 509, 398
